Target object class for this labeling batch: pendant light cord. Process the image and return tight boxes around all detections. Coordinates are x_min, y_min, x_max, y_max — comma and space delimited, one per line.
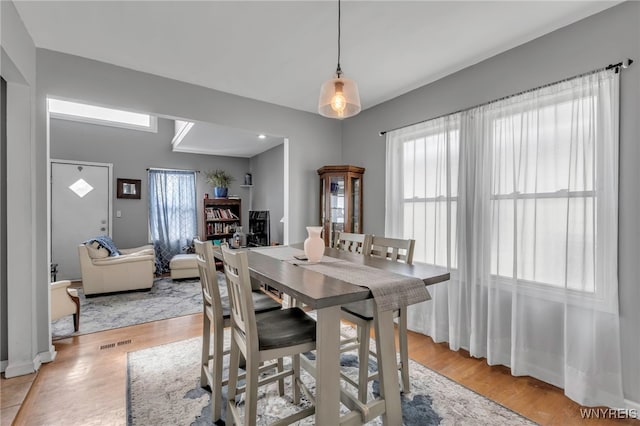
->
336, 0, 342, 78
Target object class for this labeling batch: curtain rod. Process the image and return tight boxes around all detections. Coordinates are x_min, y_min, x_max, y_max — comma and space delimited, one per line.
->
379, 58, 633, 136
147, 167, 200, 173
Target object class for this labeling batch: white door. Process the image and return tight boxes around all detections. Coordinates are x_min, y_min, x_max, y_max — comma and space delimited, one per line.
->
51, 161, 112, 280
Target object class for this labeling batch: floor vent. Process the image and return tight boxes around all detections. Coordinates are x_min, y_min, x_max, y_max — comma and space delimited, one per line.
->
117, 339, 132, 346
100, 343, 116, 350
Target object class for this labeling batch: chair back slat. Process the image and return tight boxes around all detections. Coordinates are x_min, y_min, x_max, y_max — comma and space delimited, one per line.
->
333, 232, 372, 254
368, 236, 415, 265
221, 246, 258, 353
194, 240, 226, 316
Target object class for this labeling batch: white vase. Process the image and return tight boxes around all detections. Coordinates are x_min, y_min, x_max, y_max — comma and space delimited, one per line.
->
304, 226, 325, 263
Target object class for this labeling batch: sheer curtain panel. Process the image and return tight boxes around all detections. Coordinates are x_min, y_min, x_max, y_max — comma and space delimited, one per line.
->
386, 70, 623, 407
148, 169, 197, 273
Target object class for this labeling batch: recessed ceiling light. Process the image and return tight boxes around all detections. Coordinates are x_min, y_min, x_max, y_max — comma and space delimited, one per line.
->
258, 134, 267, 139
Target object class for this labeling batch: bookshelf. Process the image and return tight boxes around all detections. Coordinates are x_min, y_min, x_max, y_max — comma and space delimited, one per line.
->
203, 198, 241, 241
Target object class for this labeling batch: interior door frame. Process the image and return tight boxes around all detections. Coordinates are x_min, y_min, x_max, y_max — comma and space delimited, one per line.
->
50, 159, 113, 272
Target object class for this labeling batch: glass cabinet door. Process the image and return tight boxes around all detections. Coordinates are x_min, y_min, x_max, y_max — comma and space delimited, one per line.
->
350, 176, 361, 233
329, 175, 345, 246
318, 165, 365, 246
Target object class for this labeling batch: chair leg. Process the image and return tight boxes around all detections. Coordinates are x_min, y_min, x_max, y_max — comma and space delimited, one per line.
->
211, 323, 224, 422
357, 322, 371, 403
292, 354, 300, 404
277, 357, 285, 396
244, 353, 260, 426
200, 313, 211, 389
398, 309, 410, 394
71, 292, 80, 332
226, 339, 241, 426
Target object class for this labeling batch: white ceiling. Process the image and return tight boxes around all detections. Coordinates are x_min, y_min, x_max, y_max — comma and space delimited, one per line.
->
173, 120, 284, 158
15, 0, 618, 156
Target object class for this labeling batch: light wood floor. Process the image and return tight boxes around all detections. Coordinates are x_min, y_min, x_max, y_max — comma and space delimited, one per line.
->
3, 313, 638, 425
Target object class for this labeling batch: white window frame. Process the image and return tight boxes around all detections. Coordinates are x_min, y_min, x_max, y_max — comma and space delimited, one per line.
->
47, 97, 158, 133
400, 123, 459, 270
486, 93, 598, 295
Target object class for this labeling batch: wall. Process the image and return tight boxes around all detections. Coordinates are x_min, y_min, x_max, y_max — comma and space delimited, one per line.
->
50, 117, 250, 248
249, 143, 285, 244
35, 49, 341, 372
0, 0, 50, 376
342, 2, 640, 404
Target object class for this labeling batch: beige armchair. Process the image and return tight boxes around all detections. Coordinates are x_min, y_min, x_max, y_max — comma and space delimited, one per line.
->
78, 243, 156, 295
51, 280, 80, 332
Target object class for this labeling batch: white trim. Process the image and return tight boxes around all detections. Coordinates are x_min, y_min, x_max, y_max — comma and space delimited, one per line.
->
283, 137, 290, 246
47, 97, 157, 133
38, 346, 57, 363
171, 144, 254, 158
4, 356, 40, 378
171, 120, 194, 147
0, 360, 8, 372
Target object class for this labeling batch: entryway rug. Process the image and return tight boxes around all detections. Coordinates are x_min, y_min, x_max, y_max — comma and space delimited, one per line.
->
126, 332, 535, 425
51, 277, 203, 339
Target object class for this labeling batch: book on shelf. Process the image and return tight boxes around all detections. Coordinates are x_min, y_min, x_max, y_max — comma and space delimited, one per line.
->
205, 208, 239, 221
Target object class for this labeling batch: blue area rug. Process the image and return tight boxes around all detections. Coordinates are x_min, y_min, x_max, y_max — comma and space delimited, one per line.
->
51, 277, 203, 339
127, 331, 535, 425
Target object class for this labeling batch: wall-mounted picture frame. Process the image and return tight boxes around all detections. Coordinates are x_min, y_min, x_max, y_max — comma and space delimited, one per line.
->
117, 178, 141, 199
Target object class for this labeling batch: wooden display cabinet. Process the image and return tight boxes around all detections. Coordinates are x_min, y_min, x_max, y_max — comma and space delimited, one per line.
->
317, 165, 365, 246
203, 198, 241, 241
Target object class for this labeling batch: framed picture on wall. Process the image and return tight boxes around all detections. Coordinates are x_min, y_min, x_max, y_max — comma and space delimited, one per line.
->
117, 178, 141, 199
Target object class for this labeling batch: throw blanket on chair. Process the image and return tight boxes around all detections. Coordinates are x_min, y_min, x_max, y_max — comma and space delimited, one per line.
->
84, 236, 121, 256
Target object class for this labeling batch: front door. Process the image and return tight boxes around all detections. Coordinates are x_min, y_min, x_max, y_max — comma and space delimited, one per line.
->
51, 160, 112, 280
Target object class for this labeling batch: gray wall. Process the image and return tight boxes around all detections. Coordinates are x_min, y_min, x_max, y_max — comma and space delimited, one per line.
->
35, 48, 342, 364
1, 0, 45, 375
250, 143, 285, 244
37, 49, 342, 246
342, 2, 640, 403
50, 117, 250, 248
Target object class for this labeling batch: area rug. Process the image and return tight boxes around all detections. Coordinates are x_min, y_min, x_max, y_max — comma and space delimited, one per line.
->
127, 330, 535, 425
51, 277, 204, 339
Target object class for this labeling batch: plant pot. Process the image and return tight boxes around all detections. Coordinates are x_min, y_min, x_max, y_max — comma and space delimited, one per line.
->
213, 187, 228, 198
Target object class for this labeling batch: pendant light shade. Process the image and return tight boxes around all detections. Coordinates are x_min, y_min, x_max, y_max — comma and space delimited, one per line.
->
318, 0, 361, 119
318, 76, 361, 119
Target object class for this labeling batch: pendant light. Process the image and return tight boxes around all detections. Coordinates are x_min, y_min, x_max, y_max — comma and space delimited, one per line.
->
318, 0, 361, 119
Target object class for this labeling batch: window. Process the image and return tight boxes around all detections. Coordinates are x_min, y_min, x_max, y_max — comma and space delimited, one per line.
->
387, 70, 616, 297
48, 98, 157, 132
489, 96, 596, 291
403, 129, 460, 268
387, 116, 459, 269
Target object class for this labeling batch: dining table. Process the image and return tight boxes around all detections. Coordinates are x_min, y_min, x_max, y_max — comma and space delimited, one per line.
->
213, 243, 450, 425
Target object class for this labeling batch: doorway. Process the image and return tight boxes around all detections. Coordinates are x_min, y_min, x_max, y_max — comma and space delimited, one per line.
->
51, 160, 112, 280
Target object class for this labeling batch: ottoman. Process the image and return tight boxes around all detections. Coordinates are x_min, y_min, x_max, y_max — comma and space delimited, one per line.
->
170, 254, 199, 280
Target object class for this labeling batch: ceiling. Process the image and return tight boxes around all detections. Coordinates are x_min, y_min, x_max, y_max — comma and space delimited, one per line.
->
15, 0, 618, 156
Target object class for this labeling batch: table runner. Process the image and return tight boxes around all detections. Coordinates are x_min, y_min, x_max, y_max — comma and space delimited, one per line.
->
252, 246, 429, 312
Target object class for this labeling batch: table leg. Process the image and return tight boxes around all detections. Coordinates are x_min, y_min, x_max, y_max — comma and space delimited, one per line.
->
315, 305, 341, 425
374, 308, 402, 425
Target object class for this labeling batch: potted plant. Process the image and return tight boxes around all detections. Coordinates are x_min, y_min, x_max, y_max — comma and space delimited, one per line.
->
206, 169, 235, 198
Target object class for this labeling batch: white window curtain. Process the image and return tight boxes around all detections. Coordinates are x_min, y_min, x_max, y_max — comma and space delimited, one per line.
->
386, 69, 623, 407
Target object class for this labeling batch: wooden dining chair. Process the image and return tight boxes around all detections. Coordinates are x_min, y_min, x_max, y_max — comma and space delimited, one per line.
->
194, 240, 281, 423
340, 236, 416, 402
221, 245, 317, 426
333, 231, 372, 254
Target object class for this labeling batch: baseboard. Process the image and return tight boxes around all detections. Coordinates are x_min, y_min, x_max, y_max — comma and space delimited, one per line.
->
3, 358, 38, 378
38, 345, 57, 363
0, 359, 7, 372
